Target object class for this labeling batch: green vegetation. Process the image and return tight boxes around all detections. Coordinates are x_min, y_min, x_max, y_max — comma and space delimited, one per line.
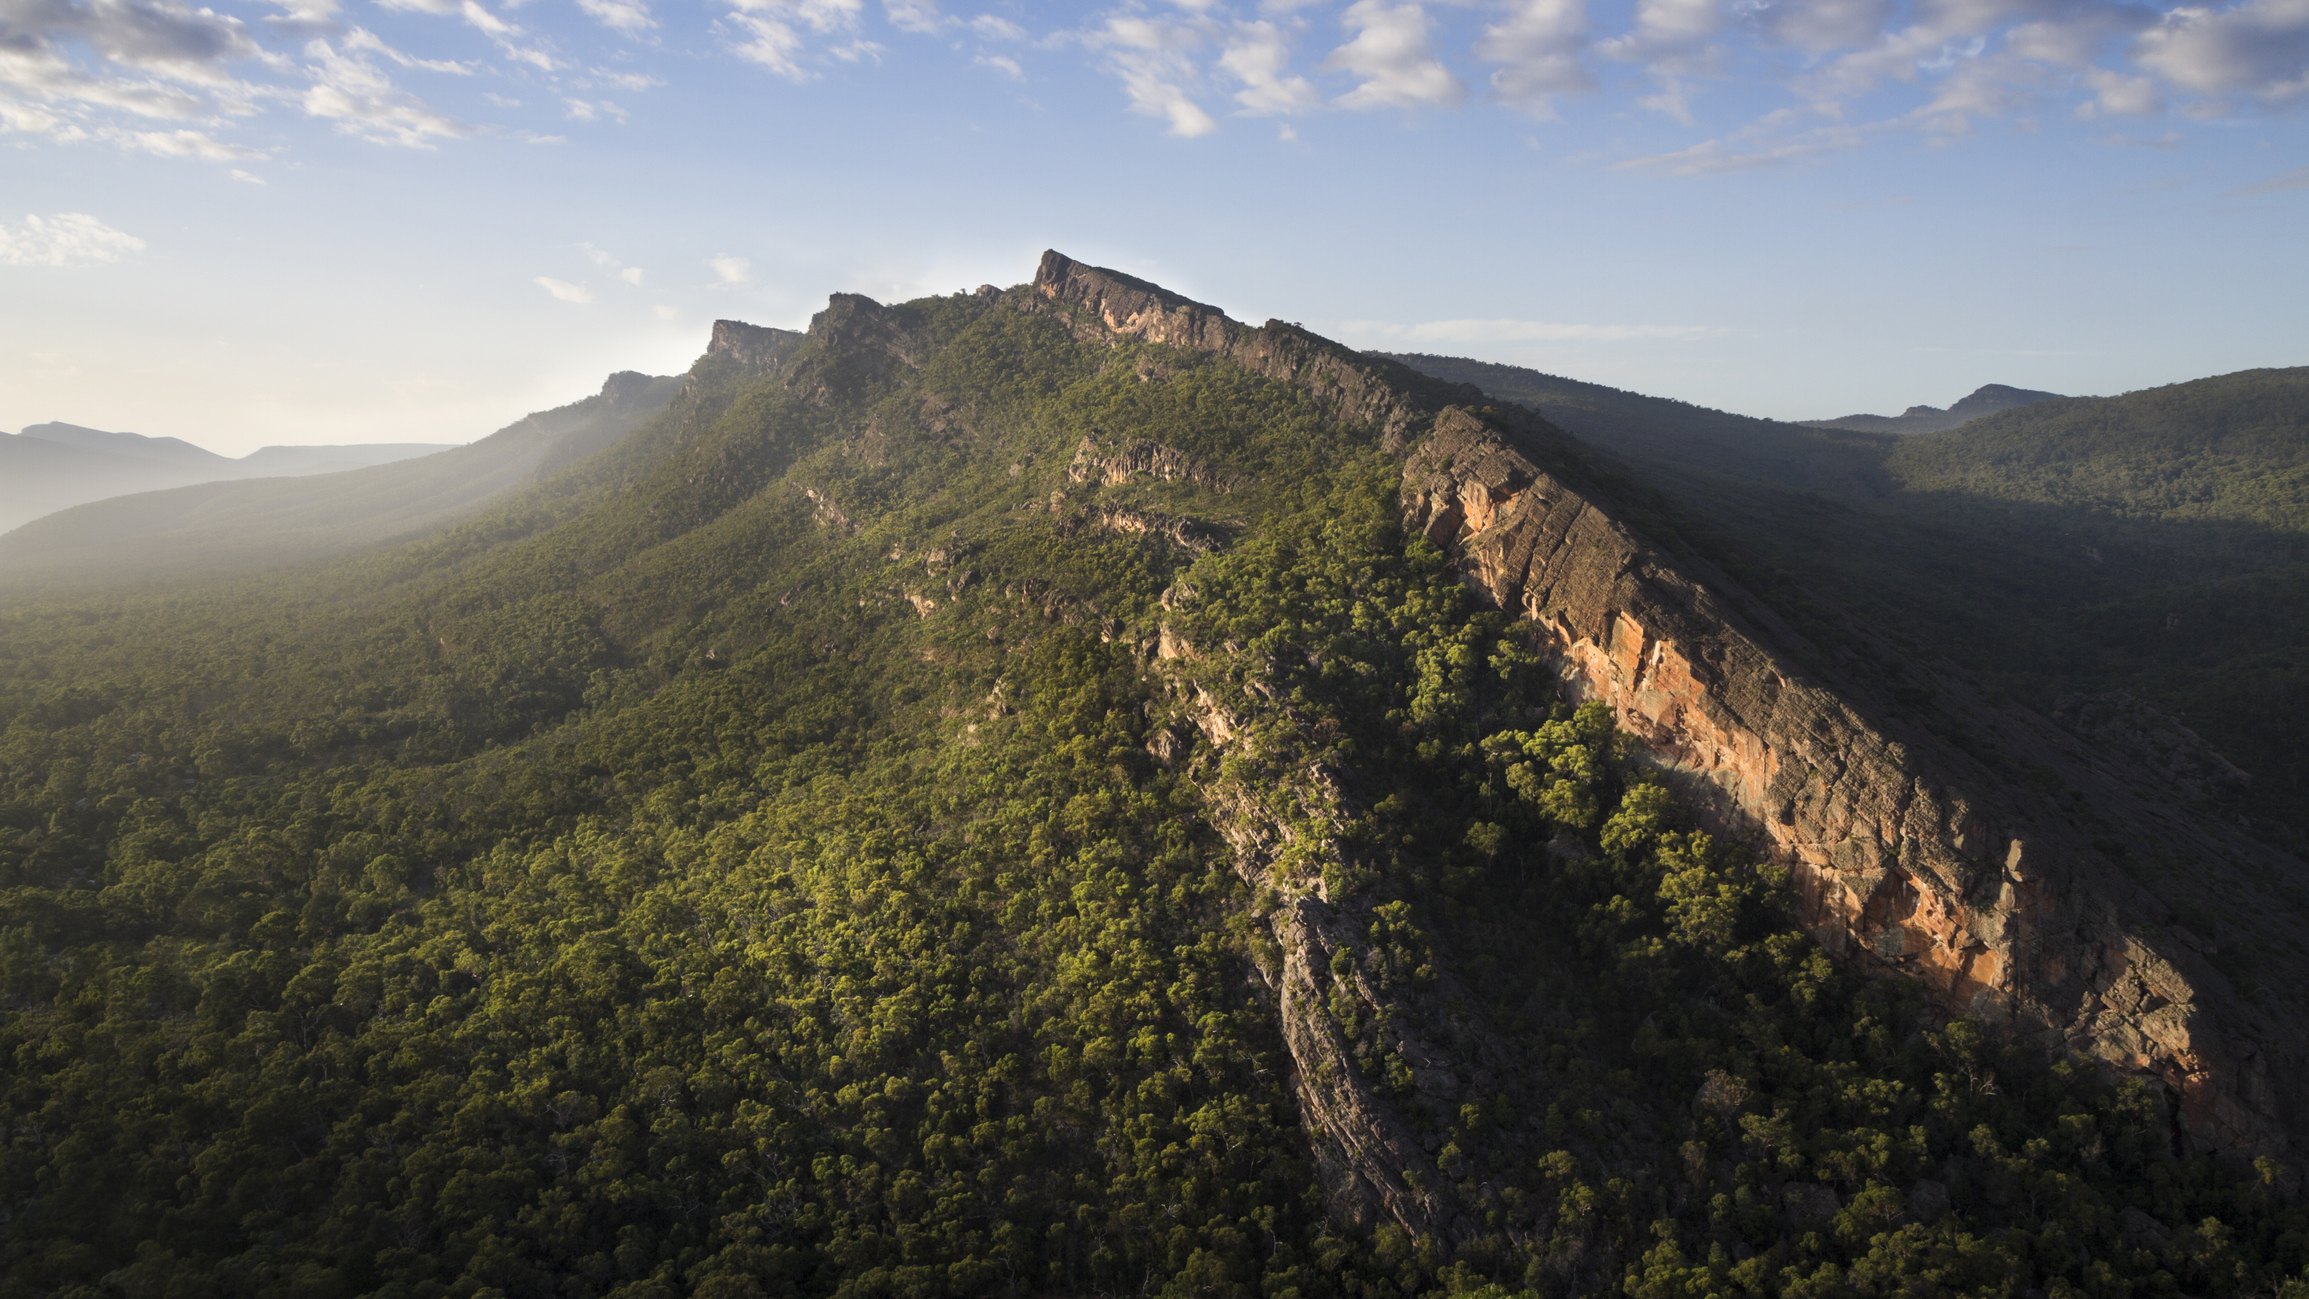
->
2, 298, 2304, 1298
1392, 355, 2309, 844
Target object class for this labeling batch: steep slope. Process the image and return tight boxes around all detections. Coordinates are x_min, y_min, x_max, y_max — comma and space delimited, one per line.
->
1061, 255, 2309, 1155
0, 424, 458, 534
0, 369, 685, 591
1803, 383, 2065, 434
1394, 353, 2309, 844
2, 258, 2306, 1298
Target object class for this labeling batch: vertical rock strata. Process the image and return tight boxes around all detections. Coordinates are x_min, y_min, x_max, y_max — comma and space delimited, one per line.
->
1028, 250, 2309, 1169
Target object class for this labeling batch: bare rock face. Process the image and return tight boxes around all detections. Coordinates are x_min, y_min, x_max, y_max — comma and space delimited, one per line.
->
1068, 434, 1244, 494
708, 319, 805, 370
1025, 249, 2309, 1167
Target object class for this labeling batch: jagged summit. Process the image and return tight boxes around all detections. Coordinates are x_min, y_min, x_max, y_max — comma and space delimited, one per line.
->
707, 317, 804, 367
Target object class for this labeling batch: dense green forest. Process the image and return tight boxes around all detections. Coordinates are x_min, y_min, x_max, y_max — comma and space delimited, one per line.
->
1389, 356, 2309, 844
5, 292, 2307, 1299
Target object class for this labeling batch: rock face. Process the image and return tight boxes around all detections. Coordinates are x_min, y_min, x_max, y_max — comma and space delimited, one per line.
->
708, 319, 806, 369
1069, 434, 1243, 494
1029, 250, 1481, 454
1027, 249, 2309, 1170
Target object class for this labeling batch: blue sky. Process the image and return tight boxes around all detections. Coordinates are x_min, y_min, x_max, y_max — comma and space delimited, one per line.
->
3, 0, 2305, 454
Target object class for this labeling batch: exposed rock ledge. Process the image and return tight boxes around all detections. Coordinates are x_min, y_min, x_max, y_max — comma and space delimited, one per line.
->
1028, 248, 2309, 1168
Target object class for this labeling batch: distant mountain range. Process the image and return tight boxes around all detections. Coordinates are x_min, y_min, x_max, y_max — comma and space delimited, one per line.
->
0, 422, 458, 535
0, 370, 682, 590
1799, 382, 2066, 434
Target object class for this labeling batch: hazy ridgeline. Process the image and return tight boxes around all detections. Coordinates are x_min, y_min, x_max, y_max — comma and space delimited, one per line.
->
0, 373, 681, 593
0, 280, 2304, 1298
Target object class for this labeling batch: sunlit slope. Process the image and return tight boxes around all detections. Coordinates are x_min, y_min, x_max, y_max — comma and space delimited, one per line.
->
0, 372, 681, 591
1400, 352, 2309, 841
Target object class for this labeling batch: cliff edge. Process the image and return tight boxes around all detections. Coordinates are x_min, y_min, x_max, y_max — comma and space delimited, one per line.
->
1029, 249, 2309, 1166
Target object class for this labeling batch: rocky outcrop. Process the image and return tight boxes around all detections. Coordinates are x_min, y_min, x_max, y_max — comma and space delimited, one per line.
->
1027, 249, 2309, 1164
1031, 250, 1482, 453
1075, 504, 1222, 553
1068, 435, 1243, 494
708, 319, 806, 370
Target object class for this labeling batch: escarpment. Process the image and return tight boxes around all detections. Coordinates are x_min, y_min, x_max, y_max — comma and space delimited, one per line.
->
1148, 623, 1517, 1245
1028, 249, 2309, 1163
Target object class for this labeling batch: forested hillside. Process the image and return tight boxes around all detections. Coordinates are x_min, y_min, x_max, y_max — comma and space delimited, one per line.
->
1392, 354, 2309, 845
4, 271, 2306, 1299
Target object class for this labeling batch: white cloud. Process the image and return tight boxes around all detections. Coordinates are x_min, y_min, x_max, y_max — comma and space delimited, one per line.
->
975, 53, 1024, 79
0, 212, 147, 266
2134, 0, 2309, 103
591, 69, 662, 91
0, 0, 268, 146
884, 0, 945, 34
1325, 1, 1464, 110
342, 27, 477, 74
229, 166, 264, 182
654, 303, 679, 320
1090, 14, 1220, 136
375, 0, 560, 71
578, 0, 657, 33
2079, 65, 2164, 113
1219, 20, 1321, 114
300, 37, 468, 146
619, 266, 645, 285
708, 254, 752, 283
1757, 0, 1897, 52
726, 0, 867, 79
1598, 0, 1723, 65
970, 14, 1028, 41
1613, 131, 1859, 173
1476, 0, 1596, 114
104, 125, 260, 157
535, 276, 594, 302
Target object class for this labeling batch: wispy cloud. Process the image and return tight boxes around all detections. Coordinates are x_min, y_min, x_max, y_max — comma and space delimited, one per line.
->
1614, 129, 1860, 175
0, 213, 148, 267
708, 254, 752, 283
2228, 165, 2309, 195
535, 276, 594, 303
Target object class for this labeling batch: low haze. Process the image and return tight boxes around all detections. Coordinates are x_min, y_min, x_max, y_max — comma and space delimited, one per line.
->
4, 0, 2305, 454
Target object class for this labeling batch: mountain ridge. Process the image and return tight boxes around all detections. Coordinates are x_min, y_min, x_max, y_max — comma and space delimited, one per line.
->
1800, 383, 2067, 435
3, 256, 2306, 1295
1047, 254, 2306, 1165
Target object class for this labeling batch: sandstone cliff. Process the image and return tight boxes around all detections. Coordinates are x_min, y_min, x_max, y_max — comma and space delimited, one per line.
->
1026, 249, 2309, 1187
